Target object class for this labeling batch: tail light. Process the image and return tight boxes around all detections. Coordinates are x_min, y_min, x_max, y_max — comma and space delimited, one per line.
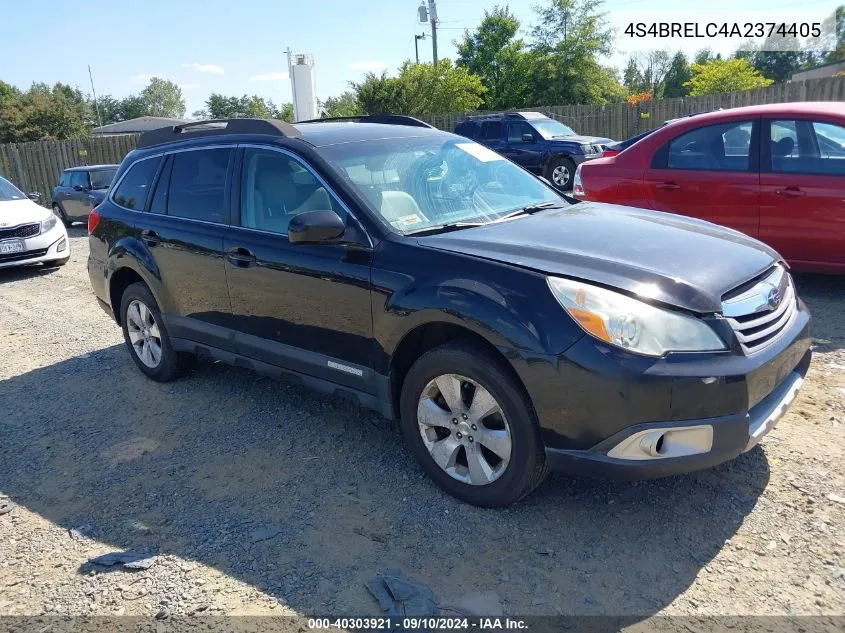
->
600, 149, 620, 158
573, 165, 585, 197
88, 209, 101, 234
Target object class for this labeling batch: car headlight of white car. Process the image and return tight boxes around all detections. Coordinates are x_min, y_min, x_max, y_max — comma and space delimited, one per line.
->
40, 212, 58, 234
547, 276, 726, 356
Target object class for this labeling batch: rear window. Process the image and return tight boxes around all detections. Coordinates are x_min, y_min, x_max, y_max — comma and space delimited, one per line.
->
90, 168, 117, 190
167, 148, 232, 223
112, 157, 162, 210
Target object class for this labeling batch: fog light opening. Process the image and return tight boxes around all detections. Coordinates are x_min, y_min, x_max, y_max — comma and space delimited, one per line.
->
609, 424, 714, 461
639, 431, 666, 457
56, 237, 67, 253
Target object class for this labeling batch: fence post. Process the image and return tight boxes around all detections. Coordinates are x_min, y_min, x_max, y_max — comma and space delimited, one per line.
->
10, 144, 26, 191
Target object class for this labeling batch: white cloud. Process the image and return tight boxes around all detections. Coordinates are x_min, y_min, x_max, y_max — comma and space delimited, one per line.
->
180, 83, 200, 91
247, 71, 289, 82
182, 62, 224, 74
347, 61, 387, 71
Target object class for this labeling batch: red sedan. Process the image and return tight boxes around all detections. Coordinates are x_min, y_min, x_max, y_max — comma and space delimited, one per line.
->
574, 102, 845, 273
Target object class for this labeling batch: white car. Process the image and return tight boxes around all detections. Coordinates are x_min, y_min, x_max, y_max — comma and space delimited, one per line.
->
0, 176, 70, 270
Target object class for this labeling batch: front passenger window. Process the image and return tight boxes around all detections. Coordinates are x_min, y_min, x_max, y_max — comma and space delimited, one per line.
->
239, 148, 342, 235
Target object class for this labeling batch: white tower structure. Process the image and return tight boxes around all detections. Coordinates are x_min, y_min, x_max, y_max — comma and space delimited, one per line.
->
287, 51, 318, 122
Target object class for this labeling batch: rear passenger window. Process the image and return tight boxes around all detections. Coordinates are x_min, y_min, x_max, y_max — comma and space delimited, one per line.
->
481, 121, 502, 141
667, 121, 753, 172
167, 149, 232, 223
112, 157, 162, 210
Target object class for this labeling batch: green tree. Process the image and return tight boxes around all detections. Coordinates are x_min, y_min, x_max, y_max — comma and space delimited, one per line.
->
351, 71, 405, 115
322, 91, 361, 117
622, 57, 646, 93
527, 0, 624, 104
351, 60, 485, 116
694, 49, 719, 65
663, 52, 692, 98
685, 58, 773, 96
140, 77, 185, 118
119, 95, 148, 120
203, 93, 292, 121
0, 82, 93, 142
456, 5, 533, 109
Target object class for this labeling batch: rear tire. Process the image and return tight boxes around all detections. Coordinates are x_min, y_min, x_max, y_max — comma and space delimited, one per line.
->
119, 282, 187, 382
399, 341, 549, 507
52, 203, 71, 227
547, 157, 576, 191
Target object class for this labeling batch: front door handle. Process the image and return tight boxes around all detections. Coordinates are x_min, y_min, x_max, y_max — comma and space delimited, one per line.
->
775, 187, 806, 198
227, 247, 256, 267
655, 182, 681, 191
141, 230, 160, 246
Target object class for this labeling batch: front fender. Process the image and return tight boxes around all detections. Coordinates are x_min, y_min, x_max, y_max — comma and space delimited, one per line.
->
374, 266, 584, 368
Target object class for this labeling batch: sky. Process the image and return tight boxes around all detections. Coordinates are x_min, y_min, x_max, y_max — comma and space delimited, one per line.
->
0, 0, 839, 116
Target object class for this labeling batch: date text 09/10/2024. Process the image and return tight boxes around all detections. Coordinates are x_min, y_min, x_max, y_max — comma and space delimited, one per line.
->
307, 617, 529, 630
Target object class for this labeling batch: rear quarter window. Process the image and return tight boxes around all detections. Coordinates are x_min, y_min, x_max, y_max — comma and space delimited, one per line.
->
112, 157, 163, 210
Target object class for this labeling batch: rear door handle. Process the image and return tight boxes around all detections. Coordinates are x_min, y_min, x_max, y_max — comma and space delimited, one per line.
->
655, 182, 681, 191
775, 187, 805, 198
141, 230, 160, 246
227, 247, 256, 267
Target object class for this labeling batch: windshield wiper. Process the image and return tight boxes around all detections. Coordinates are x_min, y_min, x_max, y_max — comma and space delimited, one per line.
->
405, 222, 484, 236
493, 201, 566, 223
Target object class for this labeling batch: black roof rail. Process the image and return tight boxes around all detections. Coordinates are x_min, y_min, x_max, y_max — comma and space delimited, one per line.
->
137, 118, 302, 148
296, 114, 435, 129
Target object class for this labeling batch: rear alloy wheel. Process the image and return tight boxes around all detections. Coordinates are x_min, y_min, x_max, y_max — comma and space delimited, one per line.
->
548, 157, 576, 191
400, 342, 549, 507
52, 203, 71, 227
119, 282, 187, 382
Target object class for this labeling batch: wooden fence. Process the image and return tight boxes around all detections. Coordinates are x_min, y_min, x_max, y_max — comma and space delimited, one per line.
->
1, 75, 843, 207
0, 135, 140, 207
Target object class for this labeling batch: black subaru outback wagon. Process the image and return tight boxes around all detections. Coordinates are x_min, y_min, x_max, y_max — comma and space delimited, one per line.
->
88, 117, 811, 506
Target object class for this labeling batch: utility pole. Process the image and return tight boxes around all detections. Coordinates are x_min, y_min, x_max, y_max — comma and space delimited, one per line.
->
428, 0, 438, 66
414, 33, 427, 64
88, 65, 102, 129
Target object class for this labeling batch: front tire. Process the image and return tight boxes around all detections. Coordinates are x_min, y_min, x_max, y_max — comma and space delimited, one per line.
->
52, 203, 71, 227
399, 341, 549, 507
119, 282, 186, 382
547, 157, 576, 191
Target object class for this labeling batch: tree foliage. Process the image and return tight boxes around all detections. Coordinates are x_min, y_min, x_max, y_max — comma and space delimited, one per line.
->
352, 60, 485, 116
198, 93, 292, 121
456, 6, 532, 109
0, 82, 93, 142
663, 52, 692, 98
685, 58, 774, 96
321, 91, 362, 117
140, 78, 185, 118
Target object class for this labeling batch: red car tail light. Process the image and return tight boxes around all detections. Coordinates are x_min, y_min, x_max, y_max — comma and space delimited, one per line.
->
88, 209, 101, 234
601, 149, 620, 158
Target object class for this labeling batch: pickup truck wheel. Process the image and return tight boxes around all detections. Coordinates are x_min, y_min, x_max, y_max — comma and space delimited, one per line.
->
52, 203, 71, 227
119, 282, 186, 382
548, 157, 576, 191
399, 341, 549, 507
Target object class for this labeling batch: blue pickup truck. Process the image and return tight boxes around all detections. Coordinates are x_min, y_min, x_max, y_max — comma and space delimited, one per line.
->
454, 111, 613, 191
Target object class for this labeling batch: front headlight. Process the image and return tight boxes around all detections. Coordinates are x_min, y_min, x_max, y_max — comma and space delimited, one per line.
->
580, 144, 596, 155
41, 212, 58, 234
548, 277, 726, 356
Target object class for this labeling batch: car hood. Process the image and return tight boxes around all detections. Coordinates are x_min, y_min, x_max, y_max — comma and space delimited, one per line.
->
417, 202, 780, 314
0, 198, 51, 227
548, 135, 614, 147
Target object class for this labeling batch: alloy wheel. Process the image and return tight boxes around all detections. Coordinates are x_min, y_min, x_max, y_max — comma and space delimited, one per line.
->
552, 164, 570, 187
416, 374, 512, 486
126, 299, 162, 368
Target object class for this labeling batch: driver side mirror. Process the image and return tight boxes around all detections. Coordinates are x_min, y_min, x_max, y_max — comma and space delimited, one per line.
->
73, 184, 88, 192
27, 191, 41, 202
288, 210, 345, 244
522, 133, 536, 143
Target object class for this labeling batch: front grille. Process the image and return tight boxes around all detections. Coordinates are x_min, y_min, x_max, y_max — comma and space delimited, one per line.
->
0, 248, 47, 263
722, 265, 797, 354
0, 223, 40, 239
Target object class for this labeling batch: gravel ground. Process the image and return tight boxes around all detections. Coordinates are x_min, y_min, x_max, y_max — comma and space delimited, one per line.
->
0, 227, 843, 621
